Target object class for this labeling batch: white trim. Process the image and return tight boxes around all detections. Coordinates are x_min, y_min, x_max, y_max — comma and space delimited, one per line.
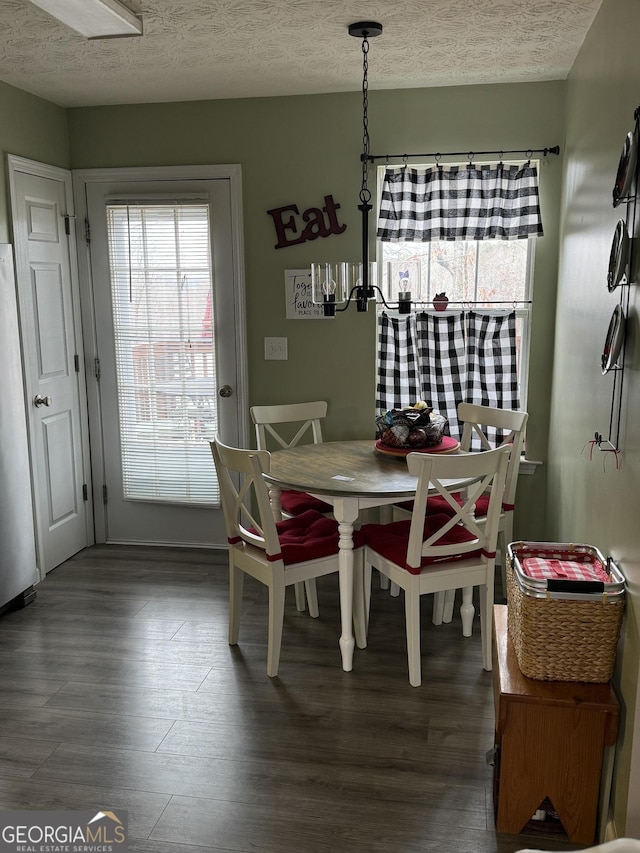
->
519, 457, 542, 475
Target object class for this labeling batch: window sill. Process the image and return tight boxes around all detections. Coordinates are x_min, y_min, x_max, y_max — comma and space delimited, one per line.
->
519, 457, 542, 475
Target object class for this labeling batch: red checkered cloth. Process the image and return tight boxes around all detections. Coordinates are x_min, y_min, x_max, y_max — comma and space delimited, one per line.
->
521, 557, 609, 583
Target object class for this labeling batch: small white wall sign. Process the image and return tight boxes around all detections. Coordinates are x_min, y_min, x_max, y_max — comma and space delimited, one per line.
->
284, 269, 327, 319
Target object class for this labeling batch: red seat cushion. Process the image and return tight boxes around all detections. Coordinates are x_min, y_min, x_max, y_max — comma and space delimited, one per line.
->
474, 493, 490, 517
270, 509, 364, 564
361, 513, 481, 575
396, 492, 510, 519
395, 493, 464, 516
280, 489, 333, 516
394, 499, 415, 512
426, 492, 464, 515
474, 494, 514, 515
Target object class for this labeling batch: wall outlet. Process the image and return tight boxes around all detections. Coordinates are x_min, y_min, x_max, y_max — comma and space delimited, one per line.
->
264, 336, 288, 360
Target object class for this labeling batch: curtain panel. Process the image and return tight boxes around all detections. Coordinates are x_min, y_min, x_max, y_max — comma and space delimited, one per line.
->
376, 310, 520, 443
376, 163, 543, 242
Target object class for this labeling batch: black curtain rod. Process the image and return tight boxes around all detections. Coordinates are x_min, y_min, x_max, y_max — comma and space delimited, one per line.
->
381, 300, 532, 307
364, 145, 560, 163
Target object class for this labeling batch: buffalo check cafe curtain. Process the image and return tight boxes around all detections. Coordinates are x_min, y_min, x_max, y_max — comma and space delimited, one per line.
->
377, 311, 519, 443
375, 162, 542, 440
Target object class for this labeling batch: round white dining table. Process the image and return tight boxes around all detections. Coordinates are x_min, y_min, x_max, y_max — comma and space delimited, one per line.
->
263, 439, 470, 672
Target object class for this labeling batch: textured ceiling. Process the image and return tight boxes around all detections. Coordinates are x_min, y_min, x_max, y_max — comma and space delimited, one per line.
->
0, 0, 603, 108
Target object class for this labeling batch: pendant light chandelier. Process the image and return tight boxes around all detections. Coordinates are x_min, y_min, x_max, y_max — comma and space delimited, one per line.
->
310, 22, 416, 318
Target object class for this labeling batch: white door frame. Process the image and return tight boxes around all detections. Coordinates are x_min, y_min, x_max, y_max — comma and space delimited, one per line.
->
72, 164, 249, 544
8, 155, 94, 580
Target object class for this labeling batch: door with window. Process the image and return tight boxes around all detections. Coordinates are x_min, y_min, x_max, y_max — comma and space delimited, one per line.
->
75, 166, 247, 547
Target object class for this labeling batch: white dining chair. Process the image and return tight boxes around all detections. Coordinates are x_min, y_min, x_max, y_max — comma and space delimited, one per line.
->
392, 403, 528, 625
250, 401, 332, 615
250, 401, 332, 515
361, 444, 510, 687
211, 435, 362, 677
433, 403, 528, 627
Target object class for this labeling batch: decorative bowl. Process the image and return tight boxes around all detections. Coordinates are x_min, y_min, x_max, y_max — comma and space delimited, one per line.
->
375, 406, 448, 449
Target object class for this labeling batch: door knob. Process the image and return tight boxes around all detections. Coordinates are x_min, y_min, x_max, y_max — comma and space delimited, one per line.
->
218, 385, 233, 398
34, 394, 52, 407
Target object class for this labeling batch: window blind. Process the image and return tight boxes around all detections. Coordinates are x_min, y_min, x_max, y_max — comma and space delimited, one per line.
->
106, 203, 219, 505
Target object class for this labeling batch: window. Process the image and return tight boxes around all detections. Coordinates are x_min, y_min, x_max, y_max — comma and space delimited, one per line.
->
106, 202, 219, 505
375, 161, 538, 424
378, 235, 533, 399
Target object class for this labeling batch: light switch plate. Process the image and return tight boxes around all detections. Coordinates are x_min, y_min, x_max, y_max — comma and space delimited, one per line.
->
264, 336, 288, 360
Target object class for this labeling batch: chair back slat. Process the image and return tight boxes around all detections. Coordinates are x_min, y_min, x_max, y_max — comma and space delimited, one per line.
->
250, 401, 327, 451
405, 445, 510, 569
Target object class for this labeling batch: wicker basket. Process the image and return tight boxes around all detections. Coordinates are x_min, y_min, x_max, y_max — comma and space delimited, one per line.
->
506, 542, 625, 683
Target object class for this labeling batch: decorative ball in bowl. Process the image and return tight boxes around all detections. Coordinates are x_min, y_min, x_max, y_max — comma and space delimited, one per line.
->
375, 403, 448, 449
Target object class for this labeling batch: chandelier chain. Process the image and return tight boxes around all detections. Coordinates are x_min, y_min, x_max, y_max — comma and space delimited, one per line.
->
360, 36, 371, 205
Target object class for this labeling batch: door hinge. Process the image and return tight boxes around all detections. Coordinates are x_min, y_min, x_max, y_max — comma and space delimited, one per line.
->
85, 218, 91, 244
74, 354, 80, 373
94, 357, 101, 381
102, 484, 108, 504
82, 483, 88, 501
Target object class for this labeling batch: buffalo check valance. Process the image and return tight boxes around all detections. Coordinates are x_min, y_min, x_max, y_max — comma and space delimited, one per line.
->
376, 163, 544, 242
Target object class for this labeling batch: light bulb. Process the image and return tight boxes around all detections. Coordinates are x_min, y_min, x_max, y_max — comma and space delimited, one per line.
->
311, 263, 348, 316
322, 275, 336, 298
386, 259, 421, 313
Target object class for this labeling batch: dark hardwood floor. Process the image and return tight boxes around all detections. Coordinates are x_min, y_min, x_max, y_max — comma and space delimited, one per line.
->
0, 545, 583, 853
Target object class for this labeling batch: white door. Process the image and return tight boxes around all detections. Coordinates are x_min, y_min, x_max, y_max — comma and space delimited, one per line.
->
8, 157, 92, 577
74, 166, 247, 547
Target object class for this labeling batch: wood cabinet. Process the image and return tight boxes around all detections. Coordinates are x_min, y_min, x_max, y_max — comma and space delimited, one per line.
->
492, 604, 619, 844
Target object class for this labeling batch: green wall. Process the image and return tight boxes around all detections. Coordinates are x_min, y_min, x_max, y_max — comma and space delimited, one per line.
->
0, 80, 70, 242
548, 0, 640, 834
67, 81, 565, 544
